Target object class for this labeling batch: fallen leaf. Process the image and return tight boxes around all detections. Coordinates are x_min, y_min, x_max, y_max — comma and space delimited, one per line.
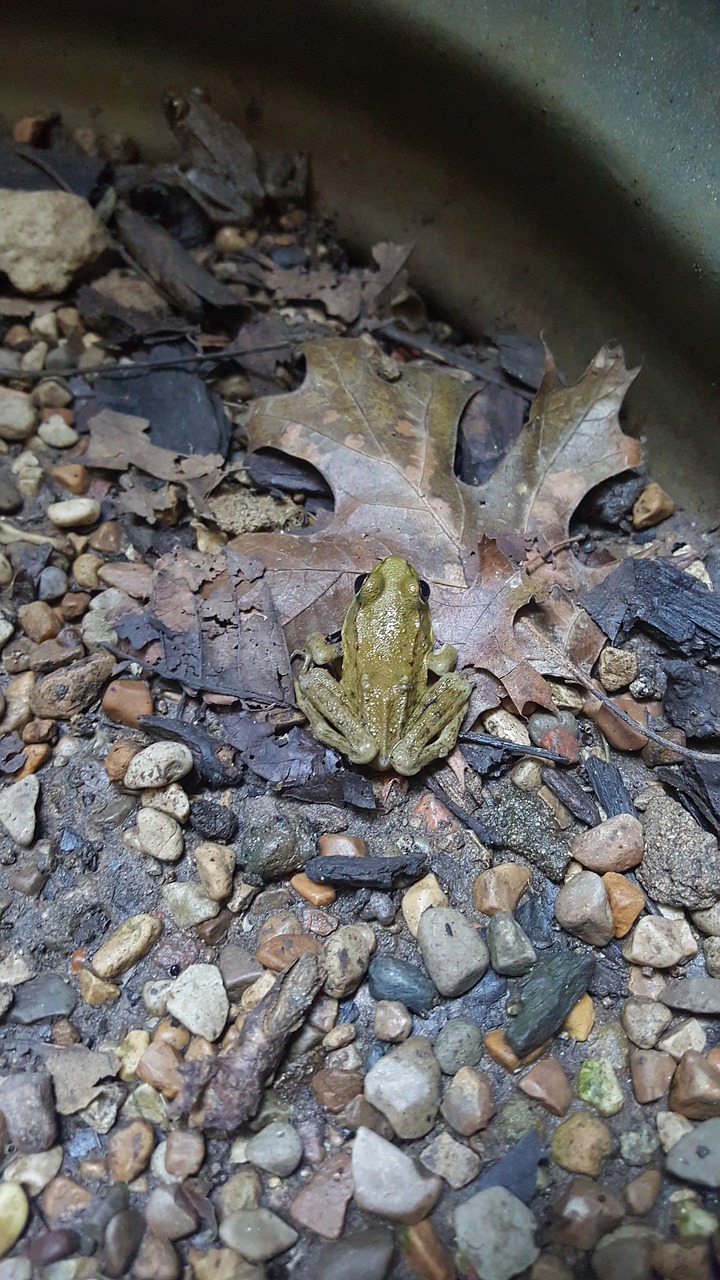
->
84, 408, 224, 483
265, 242, 413, 325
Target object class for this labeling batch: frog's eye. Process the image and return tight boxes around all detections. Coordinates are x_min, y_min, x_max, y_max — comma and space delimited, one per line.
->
419, 579, 431, 601
354, 574, 368, 594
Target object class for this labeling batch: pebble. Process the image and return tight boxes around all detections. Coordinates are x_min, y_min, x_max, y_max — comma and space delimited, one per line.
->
145, 1184, 199, 1240
420, 1130, 481, 1189
658, 1018, 707, 1059
311, 1225, 394, 1280
363, 1036, 440, 1139
506, 950, 596, 1055
52, 463, 89, 496
164, 1129, 204, 1179
455, 1185, 539, 1280
322, 924, 376, 997
162, 881, 220, 929
218, 944, 264, 997
18, 600, 61, 643
136, 808, 184, 862
660, 976, 720, 1014
486, 912, 537, 975
351, 1126, 442, 1223
141, 783, 189, 824
190, 797, 238, 843
195, 841, 236, 900
591, 1224, 660, 1280
555, 870, 615, 946
577, 1057, 625, 1115
602, 872, 646, 937
547, 1176, 624, 1250
7, 972, 75, 1025
551, 1112, 613, 1175
289, 1151, 353, 1238
101, 678, 153, 727
598, 646, 639, 692
102, 1208, 146, 1275
38, 416, 78, 447
704, 937, 720, 976
433, 1018, 484, 1074
106, 1120, 155, 1182
31, 650, 114, 717
246, 1123, 303, 1176
166, 964, 229, 1042
623, 1168, 662, 1215
618, 1120, 661, 1166
132, 1233, 180, 1280
37, 566, 69, 602
657, 1110, 694, 1153
0, 386, 37, 443
3, 1145, 63, 1194
0, 1181, 29, 1258
473, 862, 532, 915
401, 872, 448, 936
441, 1065, 494, 1136
124, 742, 194, 790
621, 996, 673, 1048
242, 793, 313, 881
669, 1049, 720, 1118
291, 872, 336, 906
572, 813, 644, 873
632, 481, 674, 528
629, 1048, 676, 1102
622, 917, 698, 967
519, 1058, 572, 1116
47, 497, 101, 527
368, 956, 437, 1012
312, 1068, 364, 1112
26, 1227, 81, 1266
92, 913, 161, 979
416, 906, 489, 997
79, 969, 120, 1006
373, 999, 413, 1043
0, 773, 39, 847
219, 1207, 298, 1260
665, 1117, 720, 1186
0, 1072, 57, 1152
637, 789, 720, 910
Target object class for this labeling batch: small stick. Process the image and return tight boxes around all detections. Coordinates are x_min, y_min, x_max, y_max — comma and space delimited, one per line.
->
425, 773, 503, 846
459, 731, 571, 764
0, 339, 303, 384
377, 323, 534, 400
101, 641, 297, 709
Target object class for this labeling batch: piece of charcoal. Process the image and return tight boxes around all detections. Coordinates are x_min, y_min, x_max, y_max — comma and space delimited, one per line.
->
582, 557, 720, 659
246, 448, 333, 499
455, 383, 525, 486
496, 333, 546, 389
304, 852, 428, 891
584, 756, 635, 817
505, 950, 596, 1055
541, 768, 601, 826
579, 470, 647, 528
663, 660, 720, 739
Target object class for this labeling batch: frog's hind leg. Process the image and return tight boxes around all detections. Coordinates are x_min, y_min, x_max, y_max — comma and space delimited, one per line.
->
294, 668, 377, 765
389, 671, 471, 777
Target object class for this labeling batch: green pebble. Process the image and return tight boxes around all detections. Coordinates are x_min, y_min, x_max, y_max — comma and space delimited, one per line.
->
576, 1057, 624, 1116
674, 1200, 719, 1238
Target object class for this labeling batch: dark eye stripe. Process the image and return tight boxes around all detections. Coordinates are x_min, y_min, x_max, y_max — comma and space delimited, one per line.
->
419, 579, 430, 601
354, 574, 368, 593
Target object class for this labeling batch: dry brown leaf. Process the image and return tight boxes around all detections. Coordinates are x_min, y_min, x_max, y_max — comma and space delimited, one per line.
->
84, 408, 225, 483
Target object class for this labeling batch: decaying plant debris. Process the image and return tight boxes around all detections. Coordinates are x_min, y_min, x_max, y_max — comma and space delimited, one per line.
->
1, 92, 720, 1280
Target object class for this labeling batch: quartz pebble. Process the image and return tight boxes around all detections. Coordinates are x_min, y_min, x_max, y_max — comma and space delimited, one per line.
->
166, 964, 229, 1042
124, 742, 194, 790
571, 813, 644, 873
363, 1036, 441, 1139
657, 1110, 694, 1153
554, 870, 615, 946
38, 416, 78, 447
92, 913, 162, 978
0, 773, 39, 847
351, 1126, 442, 1223
401, 872, 448, 936
0, 388, 36, 441
416, 906, 489, 997
455, 1185, 539, 1280
486, 912, 537, 975
441, 1065, 494, 1136
219, 1207, 298, 1260
47, 497, 101, 527
136, 808, 184, 862
622, 917, 698, 968
658, 1018, 706, 1059
195, 841, 236, 900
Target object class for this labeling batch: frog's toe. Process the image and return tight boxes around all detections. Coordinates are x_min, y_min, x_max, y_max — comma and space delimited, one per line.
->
345, 734, 377, 766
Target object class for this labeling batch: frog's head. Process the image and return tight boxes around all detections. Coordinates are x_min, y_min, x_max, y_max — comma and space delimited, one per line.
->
353, 556, 430, 609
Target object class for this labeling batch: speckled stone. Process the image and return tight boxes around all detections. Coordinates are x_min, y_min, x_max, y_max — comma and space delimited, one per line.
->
419, 1130, 481, 1189
551, 1112, 613, 1176
363, 1036, 441, 1139
433, 1018, 484, 1074
416, 907, 489, 997
622, 916, 698, 968
621, 997, 673, 1048
486, 912, 537, 976
577, 1058, 625, 1116
664, 1117, 720, 1186
368, 956, 437, 1013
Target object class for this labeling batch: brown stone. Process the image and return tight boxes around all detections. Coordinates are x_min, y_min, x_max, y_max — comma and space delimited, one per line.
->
632, 481, 675, 530
289, 1151, 353, 1239
291, 871, 337, 906
27, 1228, 82, 1266
196, 909, 233, 945
153, 1018, 191, 1051
302, 907, 339, 936
255, 933, 322, 971
628, 966, 667, 999
629, 1047, 676, 1103
484, 1028, 546, 1071
97, 561, 153, 597
101, 678, 153, 727
530, 1257, 575, 1280
31, 650, 114, 718
14, 742, 50, 777
136, 1042, 182, 1098
571, 813, 644, 873
104, 738, 142, 782
547, 1176, 624, 1250
374, 999, 413, 1043
72, 552, 103, 589
598, 646, 638, 693
40, 1176, 93, 1226
550, 1112, 613, 1176
22, 717, 56, 744
623, 1168, 662, 1215
79, 968, 120, 1006
132, 1233, 180, 1280
650, 1241, 710, 1280
561, 993, 596, 1040
402, 1218, 455, 1280
50, 464, 89, 495
317, 832, 367, 858
60, 591, 91, 621
89, 521, 122, 552
311, 1068, 363, 1112
18, 601, 61, 643
257, 910, 301, 942
107, 1119, 155, 1182
642, 727, 687, 767
165, 1129, 205, 1178
440, 1066, 494, 1136
519, 1057, 572, 1116
473, 862, 532, 915
602, 872, 646, 937
669, 1049, 720, 1118
595, 694, 663, 751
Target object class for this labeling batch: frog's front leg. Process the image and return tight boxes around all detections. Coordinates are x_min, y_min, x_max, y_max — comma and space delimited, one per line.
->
298, 631, 342, 672
390, 671, 471, 776
294, 667, 377, 764
427, 642, 459, 677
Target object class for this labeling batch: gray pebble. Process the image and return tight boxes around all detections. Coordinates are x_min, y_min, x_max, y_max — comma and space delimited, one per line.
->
417, 907, 489, 998
455, 1185, 539, 1280
486, 912, 537, 976
101, 1209, 145, 1277
554, 870, 615, 946
368, 956, 436, 1013
8, 973, 76, 1024
0, 1072, 57, 1152
313, 1226, 394, 1280
37, 565, 69, 601
363, 1036, 440, 1139
246, 1123, 303, 1177
434, 1019, 484, 1074
665, 1116, 720, 1186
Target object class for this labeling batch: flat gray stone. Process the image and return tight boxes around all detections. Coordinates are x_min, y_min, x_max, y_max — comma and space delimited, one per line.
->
417, 907, 489, 998
312, 1227, 394, 1280
246, 1123, 303, 1177
351, 1126, 441, 1223
486, 912, 537, 975
219, 1208, 298, 1261
434, 1018, 483, 1075
455, 1185, 539, 1280
665, 1117, 720, 1186
7, 974, 76, 1024
0, 774, 39, 847
659, 977, 720, 1014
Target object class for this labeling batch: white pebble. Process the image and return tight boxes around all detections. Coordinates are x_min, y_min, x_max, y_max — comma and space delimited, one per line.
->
38, 416, 79, 448
136, 808, 184, 863
124, 741, 194, 790
47, 498, 100, 528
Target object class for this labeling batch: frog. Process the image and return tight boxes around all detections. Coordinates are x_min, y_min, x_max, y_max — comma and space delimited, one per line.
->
294, 555, 472, 776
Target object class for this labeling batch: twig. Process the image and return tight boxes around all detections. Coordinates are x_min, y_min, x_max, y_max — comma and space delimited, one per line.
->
14, 145, 75, 194
425, 773, 503, 846
0, 339, 302, 385
459, 731, 571, 764
101, 641, 297, 709
377, 323, 534, 400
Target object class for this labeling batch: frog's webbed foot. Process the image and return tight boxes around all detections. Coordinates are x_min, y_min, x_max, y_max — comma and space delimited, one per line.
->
294, 667, 377, 765
427, 642, 459, 677
390, 671, 471, 776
